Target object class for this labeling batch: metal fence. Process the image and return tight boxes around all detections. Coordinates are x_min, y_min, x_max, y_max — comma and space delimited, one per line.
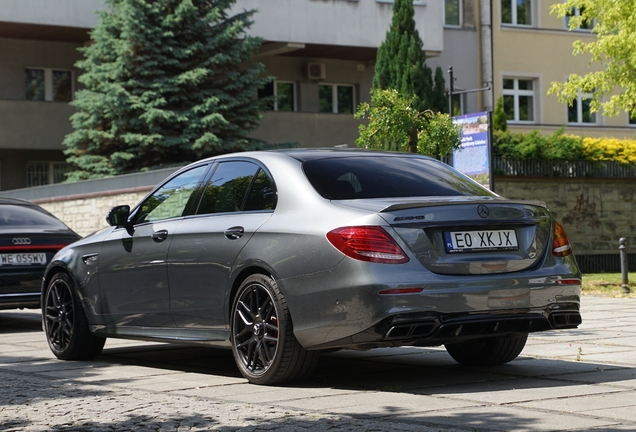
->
576, 254, 636, 274
493, 158, 636, 178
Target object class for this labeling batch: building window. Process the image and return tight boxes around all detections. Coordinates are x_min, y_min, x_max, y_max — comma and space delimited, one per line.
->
25, 68, 72, 102
376, 0, 426, 5
319, 84, 354, 114
501, 0, 532, 26
445, 0, 461, 27
566, 7, 594, 31
568, 93, 596, 125
258, 81, 296, 112
629, 112, 636, 126
26, 161, 70, 187
450, 93, 464, 116
502, 78, 535, 122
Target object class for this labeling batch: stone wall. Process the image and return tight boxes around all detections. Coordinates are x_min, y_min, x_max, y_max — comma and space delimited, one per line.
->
13, 175, 636, 272
34, 188, 151, 237
495, 177, 635, 257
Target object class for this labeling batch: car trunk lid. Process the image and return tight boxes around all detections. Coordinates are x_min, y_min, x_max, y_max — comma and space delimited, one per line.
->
335, 197, 552, 275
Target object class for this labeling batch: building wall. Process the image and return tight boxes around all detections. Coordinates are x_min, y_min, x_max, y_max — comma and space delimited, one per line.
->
0, 0, 103, 27
0, 0, 470, 190
427, 0, 483, 116
493, 0, 636, 139
233, 0, 443, 53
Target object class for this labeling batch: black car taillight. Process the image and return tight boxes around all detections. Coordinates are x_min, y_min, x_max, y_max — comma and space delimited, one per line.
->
326, 226, 409, 264
552, 221, 572, 257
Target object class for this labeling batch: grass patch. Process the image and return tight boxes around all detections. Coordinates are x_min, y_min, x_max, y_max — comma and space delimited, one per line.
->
582, 273, 636, 297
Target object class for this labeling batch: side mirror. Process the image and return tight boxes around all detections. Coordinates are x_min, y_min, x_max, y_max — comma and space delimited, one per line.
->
106, 205, 131, 227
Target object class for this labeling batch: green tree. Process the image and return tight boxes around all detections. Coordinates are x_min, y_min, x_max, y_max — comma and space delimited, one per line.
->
355, 88, 461, 157
548, 0, 636, 117
64, 0, 275, 181
493, 96, 508, 132
372, 0, 446, 113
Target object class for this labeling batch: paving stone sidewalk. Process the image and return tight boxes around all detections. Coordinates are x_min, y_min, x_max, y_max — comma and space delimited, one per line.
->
2, 297, 636, 431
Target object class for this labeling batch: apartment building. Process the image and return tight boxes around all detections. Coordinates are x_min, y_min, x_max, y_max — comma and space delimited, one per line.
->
494, 0, 633, 138
0, 0, 483, 191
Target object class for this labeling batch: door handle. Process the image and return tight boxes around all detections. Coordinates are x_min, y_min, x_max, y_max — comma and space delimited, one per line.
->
224, 226, 244, 240
152, 229, 169, 242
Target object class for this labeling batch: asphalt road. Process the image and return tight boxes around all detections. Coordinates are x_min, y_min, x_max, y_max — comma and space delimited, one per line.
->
2, 297, 636, 431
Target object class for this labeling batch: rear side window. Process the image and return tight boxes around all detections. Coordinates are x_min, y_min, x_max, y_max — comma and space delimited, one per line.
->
303, 156, 495, 199
0, 204, 67, 228
197, 161, 276, 215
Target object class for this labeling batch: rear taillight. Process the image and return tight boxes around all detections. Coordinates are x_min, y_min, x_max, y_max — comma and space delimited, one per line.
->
326, 226, 409, 264
552, 221, 572, 257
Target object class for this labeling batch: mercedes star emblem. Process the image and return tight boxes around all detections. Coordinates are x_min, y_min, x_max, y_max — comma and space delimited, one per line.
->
477, 205, 490, 218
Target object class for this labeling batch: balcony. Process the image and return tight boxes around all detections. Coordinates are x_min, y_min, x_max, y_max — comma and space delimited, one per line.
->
0, 100, 74, 150
234, 0, 443, 60
251, 111, 364, 148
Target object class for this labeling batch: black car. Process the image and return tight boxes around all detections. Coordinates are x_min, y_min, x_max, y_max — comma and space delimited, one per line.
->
0, 198, 80, 310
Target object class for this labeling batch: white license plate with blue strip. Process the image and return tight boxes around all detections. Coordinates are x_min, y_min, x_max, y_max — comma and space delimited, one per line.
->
0, 253, 47, 265
445, 230, 518, 253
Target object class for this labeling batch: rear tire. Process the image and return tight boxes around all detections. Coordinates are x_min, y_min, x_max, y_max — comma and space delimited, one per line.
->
231, 274, 319, 385
445, 333, 528, 366
43, 272, 106, 360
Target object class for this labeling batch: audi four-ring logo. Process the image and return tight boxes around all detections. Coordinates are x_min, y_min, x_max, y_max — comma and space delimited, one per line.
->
12, 238, 31, 245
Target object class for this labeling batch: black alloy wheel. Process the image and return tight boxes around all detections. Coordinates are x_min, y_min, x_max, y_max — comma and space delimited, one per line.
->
231, 274, 319, 385
43, 272, 105, 360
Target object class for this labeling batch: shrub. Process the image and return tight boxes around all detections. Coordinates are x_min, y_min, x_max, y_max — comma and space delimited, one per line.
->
582, 137, 636, 164
493, 128, 583, 160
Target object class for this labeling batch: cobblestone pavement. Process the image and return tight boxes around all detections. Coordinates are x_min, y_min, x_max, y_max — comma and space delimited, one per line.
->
2, 297, 636, 431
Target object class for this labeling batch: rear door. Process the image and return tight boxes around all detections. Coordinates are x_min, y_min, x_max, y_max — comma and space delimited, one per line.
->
168, 160, 276, 329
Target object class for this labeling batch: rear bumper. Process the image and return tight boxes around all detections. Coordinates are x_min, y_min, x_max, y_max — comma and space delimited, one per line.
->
0, 292, 40, 309
0, 270, 44, 309
281, 253, 581, 350
309, 305, 581, 350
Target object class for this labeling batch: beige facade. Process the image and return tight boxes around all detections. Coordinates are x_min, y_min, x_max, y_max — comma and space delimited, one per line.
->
493, 0, 635, 138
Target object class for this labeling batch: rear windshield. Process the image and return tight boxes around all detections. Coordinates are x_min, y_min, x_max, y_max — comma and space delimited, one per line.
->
302, 156, 495, 199
0, 204, 68, 229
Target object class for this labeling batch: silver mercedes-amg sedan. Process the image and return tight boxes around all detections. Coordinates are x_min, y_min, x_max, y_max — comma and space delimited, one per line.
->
41, 149, 581, 385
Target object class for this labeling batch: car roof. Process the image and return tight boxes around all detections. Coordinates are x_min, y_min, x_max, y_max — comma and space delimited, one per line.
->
0, 197, 36, 206
270, 148, 439, 163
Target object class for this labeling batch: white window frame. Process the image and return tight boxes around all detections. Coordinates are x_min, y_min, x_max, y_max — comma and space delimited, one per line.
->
444, 0, 462, 28
502, 77, 536, 123
567, 92, 597, 125
25, 67, 74, 102
319, 84, 356, 114
501, 0, 533, 27
565, 7, 595, 31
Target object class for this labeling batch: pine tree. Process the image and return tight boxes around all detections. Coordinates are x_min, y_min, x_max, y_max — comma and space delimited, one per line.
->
64, 0, 274, 180
371, 0, 445, 113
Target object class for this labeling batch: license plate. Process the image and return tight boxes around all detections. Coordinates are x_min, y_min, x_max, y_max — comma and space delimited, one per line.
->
445, 229, 518, 253
0, 253, 47, 266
